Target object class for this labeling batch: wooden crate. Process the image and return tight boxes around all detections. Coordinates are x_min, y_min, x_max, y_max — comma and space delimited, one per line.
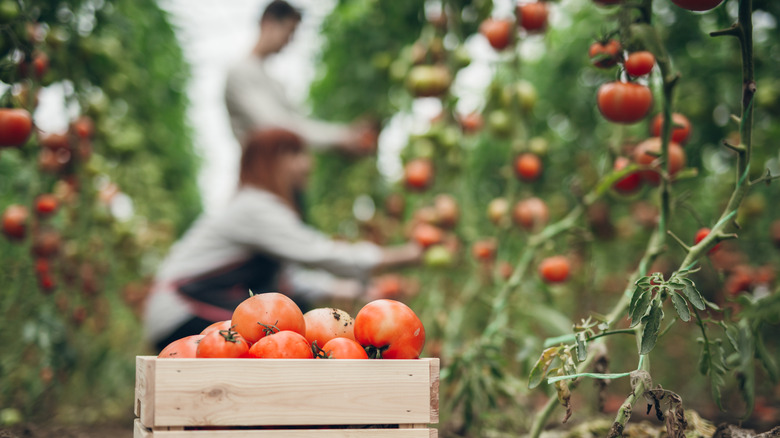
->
134, 356, 439, 437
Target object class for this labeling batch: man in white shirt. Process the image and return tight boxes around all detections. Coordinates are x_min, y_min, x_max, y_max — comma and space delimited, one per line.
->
224, 0, 374, 152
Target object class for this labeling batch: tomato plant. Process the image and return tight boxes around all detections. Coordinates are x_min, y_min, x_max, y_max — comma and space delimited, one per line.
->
354, 299, 425, 359
612, 156, 643, 194
633, 137, 686, 185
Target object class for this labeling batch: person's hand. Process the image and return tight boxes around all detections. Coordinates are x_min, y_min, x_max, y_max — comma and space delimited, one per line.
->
337, 121, 378, 156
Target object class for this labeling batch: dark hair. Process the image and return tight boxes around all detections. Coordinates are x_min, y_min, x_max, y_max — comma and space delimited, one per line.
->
239, 128, 305, 213
260, 0, 302, 23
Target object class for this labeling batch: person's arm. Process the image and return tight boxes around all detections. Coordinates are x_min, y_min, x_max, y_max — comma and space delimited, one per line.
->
225, 62, 362, 152
224, 189, 391, 279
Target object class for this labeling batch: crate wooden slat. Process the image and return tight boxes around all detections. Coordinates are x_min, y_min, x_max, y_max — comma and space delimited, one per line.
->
134, 419, 436, 437
135, 356, 438, 435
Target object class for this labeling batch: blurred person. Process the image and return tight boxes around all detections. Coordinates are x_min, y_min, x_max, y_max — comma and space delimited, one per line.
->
143, 128, 421, 352
224, 0, 375, 153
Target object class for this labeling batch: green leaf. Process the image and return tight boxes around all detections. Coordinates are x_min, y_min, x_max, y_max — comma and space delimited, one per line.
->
640, 302, 663, 355
528, 347, 558, 389
725, 324, 739, 352
630, 290, 651, 328
736, 322, 755, 420
671, 292, 691, 322
698, 340, 710, 376
683, 281, 706, 311
629, 284, 644, 316
576, 333, 587, 362
755, 331, 780, 384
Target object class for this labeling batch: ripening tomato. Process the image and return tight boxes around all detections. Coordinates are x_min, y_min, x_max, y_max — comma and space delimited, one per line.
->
354, 299, 425, 359
31, 228, 61, 258
539, 256, 571, 283
246, 331, 313, 359
384, 193, 405, 219
2, 204, 28, 240
597, 81, 653, 124
472, 239, 497, 262
670, 0, 724, 11
319, 337, 368, 359
650, 112, 691, 144
39, 132, 70, 150
479, 18, 514, 50
34, 194, 59, 217
303, 307, 355, 347
487, 198, 510, 225
512, 197, 549, 231
589, 39, 622, 68
433, 194, 459, 228
514, 153, 543, 182
404, 159, 433, 190
624, 51, 655, 77
0, 108, 33, 147
612, 156, 642, 194
70, 116, 94, 139
633, 137, 686, 185
413, 223, 444, 248
458, 112, 483, 133
158, 334, 205, 358
694, 227, 721, 254
516, 2, 548, 33
232, 292, 306, 344
201, 320, 233, 336
196, 328, 250, 358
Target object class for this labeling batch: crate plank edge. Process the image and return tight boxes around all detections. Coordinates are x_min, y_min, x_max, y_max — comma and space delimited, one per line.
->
135, 356, 439, 437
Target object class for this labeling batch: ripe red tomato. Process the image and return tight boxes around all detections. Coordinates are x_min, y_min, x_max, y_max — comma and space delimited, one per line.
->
0, 108, 33, 147
512, 197, 549, 231
2, 204, 28, 240
514, 153, 543, 182
404, 159, 433, 190
201, 320, 233, 336
694, 227, 721, 254
232, 292, 306, 344
319, 337, 368, 359
196, 329, 250, 358
303, 307, 355, 347
34, 194, 59, 217
246, 331, 313, 359
479, 18, 514, 50
612, 156, 642, 194
633, 137, 686, 185
539, 256, 571, 283
39, 132, 70, 150
472, 239, 497, 262
516, 2, 548, 33
158, 334, 205, 358
650, 112, 691, 144
624, 51, 655, 77
670, 0, 724, 11
354, 299, 426, 359
597, 81, 653, 124
589, 40, 622, 68
433, 194, 459, 228
413, 223, 444, 248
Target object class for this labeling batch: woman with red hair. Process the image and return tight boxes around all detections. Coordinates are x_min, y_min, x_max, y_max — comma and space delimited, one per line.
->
144, 128, 421, 351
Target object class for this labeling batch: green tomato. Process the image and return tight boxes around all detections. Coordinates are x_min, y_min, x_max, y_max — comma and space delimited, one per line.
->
488, 110, 513, 137
424, 245, 454, 268
0, 0, 20, 23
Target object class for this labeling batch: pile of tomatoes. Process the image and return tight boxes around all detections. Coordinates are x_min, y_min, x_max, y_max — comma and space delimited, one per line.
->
158, 294, 426, 360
